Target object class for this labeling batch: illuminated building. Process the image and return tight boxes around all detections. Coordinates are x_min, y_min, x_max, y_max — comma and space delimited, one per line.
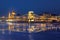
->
0, 10, 60, 22
6, 11, 16, 21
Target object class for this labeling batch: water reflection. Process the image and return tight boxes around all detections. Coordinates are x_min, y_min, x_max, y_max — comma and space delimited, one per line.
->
0, 22, 60, 34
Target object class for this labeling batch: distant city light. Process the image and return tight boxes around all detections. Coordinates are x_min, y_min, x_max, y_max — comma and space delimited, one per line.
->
0, 10, 60, 23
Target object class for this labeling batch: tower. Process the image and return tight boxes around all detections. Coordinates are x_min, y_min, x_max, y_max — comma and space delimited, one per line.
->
7, 11, 16, 21
8, 12, 11, 19
11, 11, 15, 18
28, 11, 35, 22
12, 11, 15, 16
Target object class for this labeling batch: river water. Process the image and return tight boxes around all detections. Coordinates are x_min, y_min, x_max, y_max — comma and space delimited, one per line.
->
0, 22, 60, 40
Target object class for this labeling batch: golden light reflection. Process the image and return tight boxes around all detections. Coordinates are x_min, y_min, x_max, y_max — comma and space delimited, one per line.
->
0, 22, 60, 33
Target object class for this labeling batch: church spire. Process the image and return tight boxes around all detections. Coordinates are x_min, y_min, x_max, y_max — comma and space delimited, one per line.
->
8, 12, 11, 18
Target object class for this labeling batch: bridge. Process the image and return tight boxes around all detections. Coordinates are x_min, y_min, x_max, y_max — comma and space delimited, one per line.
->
0, 11, 60, 22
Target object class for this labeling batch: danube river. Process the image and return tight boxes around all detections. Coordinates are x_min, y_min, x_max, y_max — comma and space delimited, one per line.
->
0, 22, 60, 40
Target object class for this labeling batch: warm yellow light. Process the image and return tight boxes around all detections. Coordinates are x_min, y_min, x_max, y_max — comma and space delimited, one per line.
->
28, 11, 34, 14
12, 11, 15, 15
31, 20, 34, 21
28, 28, 34, 32
6, 20, 13, 21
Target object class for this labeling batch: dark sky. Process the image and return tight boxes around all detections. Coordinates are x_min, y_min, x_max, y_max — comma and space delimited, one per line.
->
0, 0, 60, 16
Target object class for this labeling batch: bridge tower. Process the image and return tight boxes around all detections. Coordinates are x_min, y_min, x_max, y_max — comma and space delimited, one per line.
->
28, 11, 35, 22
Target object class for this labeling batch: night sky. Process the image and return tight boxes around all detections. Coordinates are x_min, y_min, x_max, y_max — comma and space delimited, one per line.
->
0, 0, 60, 16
